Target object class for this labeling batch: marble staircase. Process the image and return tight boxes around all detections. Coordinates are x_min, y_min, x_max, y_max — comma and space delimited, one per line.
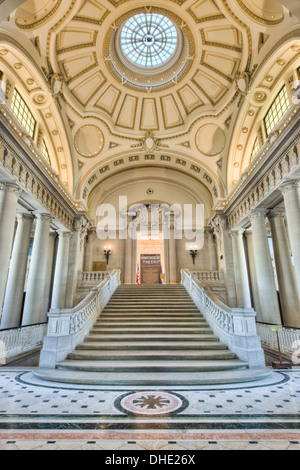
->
35, 284, 271, 385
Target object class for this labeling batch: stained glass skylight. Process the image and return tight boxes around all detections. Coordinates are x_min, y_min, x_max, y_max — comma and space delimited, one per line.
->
120, 13, 178, 69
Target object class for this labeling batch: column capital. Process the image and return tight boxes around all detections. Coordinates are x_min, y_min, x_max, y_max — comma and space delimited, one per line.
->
35, 212, 52, 222
230, 228, 245, 237
279, 180, 300, 195
268, 207, 286, 220
248, 208, 269, 221
0, 181, 21, 195
16, 212, 34, 222
57, 230, 72, 239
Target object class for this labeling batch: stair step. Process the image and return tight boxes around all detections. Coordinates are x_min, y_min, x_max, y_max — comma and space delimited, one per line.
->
84, 334, 218, 342
34, 368, 271, 386
77, 341, 229, 350
67, 350, 237, 361
100, 313, 202, 317
89, 327, 211, 334
94, 321, 208, 326
57, 359, 248, 373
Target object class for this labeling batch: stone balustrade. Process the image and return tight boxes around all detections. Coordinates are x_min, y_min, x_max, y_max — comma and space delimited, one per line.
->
256, 322, 300, 364
181, 269, 265, 368
0, 323, 48, 364
39, 269, 121, 369
80, 271, 111, 284
190, 271, 222, 282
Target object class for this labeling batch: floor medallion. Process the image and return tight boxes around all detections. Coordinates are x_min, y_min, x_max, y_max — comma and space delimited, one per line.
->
115, 391, 188, 416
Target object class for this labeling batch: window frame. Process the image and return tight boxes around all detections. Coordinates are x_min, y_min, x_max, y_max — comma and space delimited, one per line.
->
11, 88, 36, 139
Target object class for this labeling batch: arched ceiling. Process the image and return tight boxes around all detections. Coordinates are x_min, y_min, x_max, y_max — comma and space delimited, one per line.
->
0, 0, 299, 216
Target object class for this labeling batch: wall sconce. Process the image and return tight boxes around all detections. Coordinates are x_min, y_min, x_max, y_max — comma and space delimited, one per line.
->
190, 250, 198, 265
104, 246, 111, 265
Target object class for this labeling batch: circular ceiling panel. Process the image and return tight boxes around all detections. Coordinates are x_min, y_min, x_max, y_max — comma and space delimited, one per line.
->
15, 0, 62, 29
120, 13, 178, 69
196, 124, 226, 156
237, 0, 284, 25
105, 7, 194, 91
74, 125, 104, 158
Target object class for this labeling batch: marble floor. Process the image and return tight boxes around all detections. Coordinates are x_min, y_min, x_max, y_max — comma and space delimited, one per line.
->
0, 366, 300, 451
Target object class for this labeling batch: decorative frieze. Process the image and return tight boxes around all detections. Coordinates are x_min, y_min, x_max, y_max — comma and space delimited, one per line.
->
226, 122, 300, 230
0, 134, 79, 232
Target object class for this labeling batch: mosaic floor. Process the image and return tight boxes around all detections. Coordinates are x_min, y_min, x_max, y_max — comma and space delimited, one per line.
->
0, 366, 300, 451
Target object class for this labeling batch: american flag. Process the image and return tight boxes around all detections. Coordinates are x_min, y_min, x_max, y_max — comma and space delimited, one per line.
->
136, 264, 140, 284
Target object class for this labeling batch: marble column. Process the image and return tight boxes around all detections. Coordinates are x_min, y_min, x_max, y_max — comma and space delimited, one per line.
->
231, 230, 252, 309
249, 209, 281, 324
1, 213, 33, 329
213, 215, 237, 308
268, 208, 300, 327
22, 213, 52, 326
42, 231, 56, 321
65, 218, 88, 309
83, 229, 95, 272
131, 237, 138, 284
280, 181, 300, 295
163, 237, 170, 284
0, 182, 20, 317
51, 231, 71, 309
169, 226, 177, 283
245, 229, 262, 321
124, 231, 132, 284
207, 229, 218, 271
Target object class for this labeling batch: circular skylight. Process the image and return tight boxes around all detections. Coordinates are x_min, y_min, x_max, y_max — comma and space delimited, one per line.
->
120, 13, 178, 69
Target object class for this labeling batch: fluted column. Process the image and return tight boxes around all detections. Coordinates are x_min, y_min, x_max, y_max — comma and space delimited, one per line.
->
280, 181, 300, 295
0, 182, 20, 316
22, 213, 52, 326
268, 208, 300, 327
249, 209, 281, 324
51, 231, 71, 309
231, 230, 252, 308
1, 213, 33, 329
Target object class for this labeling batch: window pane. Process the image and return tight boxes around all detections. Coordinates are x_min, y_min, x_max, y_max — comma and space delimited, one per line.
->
264, 86, 289, 136
11, 89, 36, 138
41, 139, 51, 165
120, 13, 178, 69
250, 137, 260, 161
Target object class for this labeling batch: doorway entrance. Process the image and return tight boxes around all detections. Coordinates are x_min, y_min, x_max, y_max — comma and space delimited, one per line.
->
136, 234, 164, 284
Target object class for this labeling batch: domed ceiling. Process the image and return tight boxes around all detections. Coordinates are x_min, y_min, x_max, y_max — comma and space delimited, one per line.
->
0, 0, 299, 211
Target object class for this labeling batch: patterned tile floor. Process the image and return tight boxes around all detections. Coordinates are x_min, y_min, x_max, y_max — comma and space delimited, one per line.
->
0, 366, 300, 451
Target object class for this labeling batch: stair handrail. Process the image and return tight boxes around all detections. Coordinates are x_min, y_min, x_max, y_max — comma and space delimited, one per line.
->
181, 269, 266, 368
39, 269, 121, 369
